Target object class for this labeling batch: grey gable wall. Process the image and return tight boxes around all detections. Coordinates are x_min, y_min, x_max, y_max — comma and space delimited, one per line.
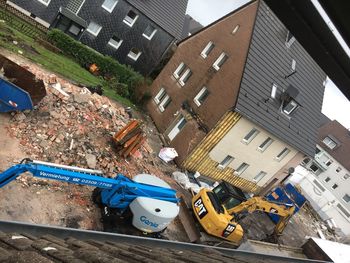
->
9, 0, 177, 75
235, 1, 326, 157
78, 0, 174, 75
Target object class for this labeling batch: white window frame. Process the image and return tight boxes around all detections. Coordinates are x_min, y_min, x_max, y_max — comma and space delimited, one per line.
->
123, 10, 139, 27
257, 137, 273, 152
291, 59, 296, 71
283, 99, 298, 115
323, 136, 337, 149
173, 62, 185, 79
127, 48, 142, 61
343, 174, 350, 180
168, 116, 186, 141
242, 128, 259, 144
336, 167, 342, 173
154, 88, 166, 104
102, 0, 118, 13
178, 68, 192, 86
275, 147, 290, 161
343, 194, 350, 203
232, 24, 240, 35
212, 52, 228, 71
254, 171, 267, 183
286, 31, 296, 48
108, 36, 123, 50
324, 177, 331, 183
332, 183, 338, 189
200, 41, 214, 58
271, 83, 278, 99
68, 24, 81, 36
37, 0, 51, 6
234, 162, 249, 176
158, 95, 170, 112
217, 155, 234, 170
193, 87, 209, 107
142, 25, 157, 40
86, 21, 102, 36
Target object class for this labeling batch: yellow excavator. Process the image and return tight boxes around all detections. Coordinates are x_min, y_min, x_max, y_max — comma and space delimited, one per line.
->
192, 181, 295, 246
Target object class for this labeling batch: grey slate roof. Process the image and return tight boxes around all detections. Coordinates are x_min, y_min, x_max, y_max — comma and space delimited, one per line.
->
235, 1, 326, 157
0, 220, 322, 263
126, 0, 188, 40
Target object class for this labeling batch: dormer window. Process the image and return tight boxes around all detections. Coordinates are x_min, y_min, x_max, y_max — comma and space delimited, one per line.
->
283, 99, 298, 115
285, 31, 296, 48
280, 85, 301, 116
123, 10, 138, 27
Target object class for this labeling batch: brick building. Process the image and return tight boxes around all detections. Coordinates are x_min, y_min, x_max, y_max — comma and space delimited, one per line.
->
146, 0, 327, 194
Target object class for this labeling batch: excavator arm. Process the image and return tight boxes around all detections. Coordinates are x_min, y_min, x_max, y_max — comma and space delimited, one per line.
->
228, 196, 295, 236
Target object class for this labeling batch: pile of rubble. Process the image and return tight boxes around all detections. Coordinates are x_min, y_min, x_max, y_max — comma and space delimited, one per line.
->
7, 73, 155, 179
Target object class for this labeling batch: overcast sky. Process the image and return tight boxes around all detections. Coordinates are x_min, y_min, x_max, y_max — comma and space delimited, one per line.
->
186, 0, 350, 128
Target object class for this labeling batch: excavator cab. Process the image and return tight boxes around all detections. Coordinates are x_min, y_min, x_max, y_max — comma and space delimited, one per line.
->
212, 181, 248, 211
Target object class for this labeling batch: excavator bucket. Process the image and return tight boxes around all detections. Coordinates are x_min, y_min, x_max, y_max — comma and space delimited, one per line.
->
0, 55, 46, 112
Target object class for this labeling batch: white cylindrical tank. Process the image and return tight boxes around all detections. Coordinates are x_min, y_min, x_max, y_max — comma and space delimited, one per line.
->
130, 174, 179, 233
130, 197, 179, 233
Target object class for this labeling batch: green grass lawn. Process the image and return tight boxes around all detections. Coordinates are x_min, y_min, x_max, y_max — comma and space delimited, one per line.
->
0, 22, 135, 107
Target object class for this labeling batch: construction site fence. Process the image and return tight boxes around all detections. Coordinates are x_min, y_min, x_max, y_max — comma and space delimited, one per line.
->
0, 0, 47, 39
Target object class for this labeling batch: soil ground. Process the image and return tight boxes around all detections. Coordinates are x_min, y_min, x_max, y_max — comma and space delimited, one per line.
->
0, 50, 331, 249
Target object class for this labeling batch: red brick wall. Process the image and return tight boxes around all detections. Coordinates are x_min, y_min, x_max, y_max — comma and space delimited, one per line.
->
146, 1, 259, 164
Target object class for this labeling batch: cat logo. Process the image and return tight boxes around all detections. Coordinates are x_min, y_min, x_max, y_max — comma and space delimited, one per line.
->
222, 223, 236, 238
194, 197, 208, 219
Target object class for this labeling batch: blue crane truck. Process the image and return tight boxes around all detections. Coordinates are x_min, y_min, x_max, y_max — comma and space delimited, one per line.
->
0, 55, 46, 112
0, 159, 179, 234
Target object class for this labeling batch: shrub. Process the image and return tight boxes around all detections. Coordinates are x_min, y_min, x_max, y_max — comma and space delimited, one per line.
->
47, 29, 144, 100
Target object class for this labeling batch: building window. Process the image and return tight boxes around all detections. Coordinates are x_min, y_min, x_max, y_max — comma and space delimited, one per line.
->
285, 31, 296, 48
309, 164, 319, 174
173, 62, 186, 79
154, 87, 166, 104
337, 203, 350, 218
158, 95, 171, 112
332, 184, 338, 189
344, 174, 350, 180
343, 194, 350, 203
271, 83, 278, 99
178, 69, 192, 86
102, 0, 118, 12
254, 171, 267, 183
143, 25, 157, 40
108, 35, 123, 50
325, 159, 333, 167
127, 48, 142, 61
212, 52, 228, 71
200, 41, 215, 58
313, 179, 325, 192
275, 147, 290, 161
234, 163, 249, 176
68, 24, 81, 35
291, 59, 296, 72
87, 21, 102, 36
37, 0, 51, 5
257, 137, 273, 152
336, 167, 342, 173
217, 155, 234, 170
282, 99, 298, 115
193, 87, 209, 107
154, 88, 171, 112
123, 10, 138, 27
242, 128, 259, 144
232, 24, 240, 35
323, 136, 337, 149
324, 177, 330, 183
167, 116, 186, 141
